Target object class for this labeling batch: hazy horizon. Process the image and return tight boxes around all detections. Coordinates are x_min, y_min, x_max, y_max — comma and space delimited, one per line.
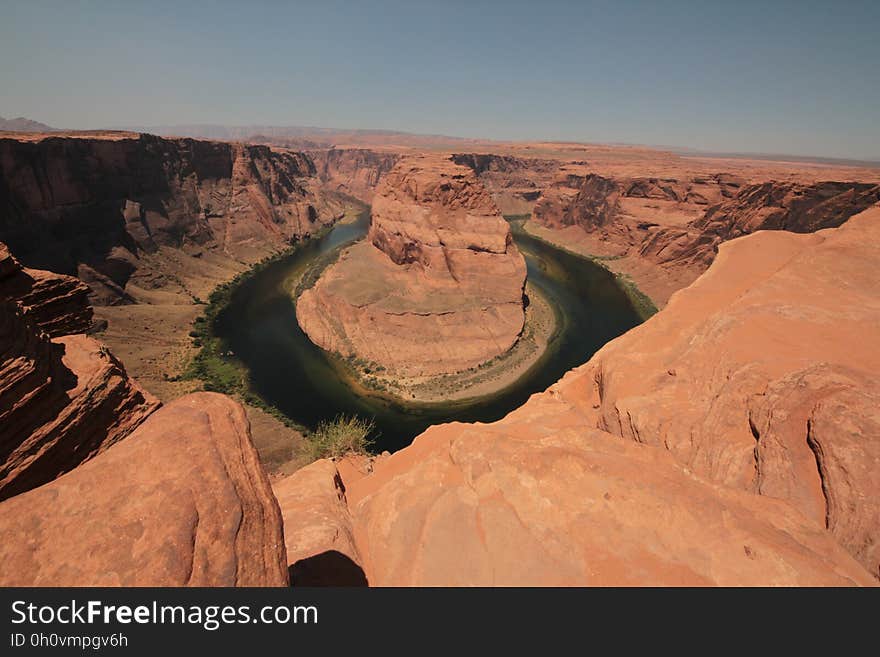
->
2, 0, 879, 160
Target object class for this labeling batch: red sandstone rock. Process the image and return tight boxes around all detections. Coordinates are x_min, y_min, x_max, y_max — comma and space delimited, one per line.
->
346, 419, 873, 586
0, 316, 159, 500
548, 206, 880, 578
297, 155, 527, 377
0, 134, 345, 304
450, 153, 560, 214
640, 181, 880, 270
532, 173, 620, 231
273, 458, 367, 586
309, 148, 400, 202
528, 172, 878, 307
0, 242, 93, 336
0, 244, 158, 500
281, 210, 880, 585
0, 392, 288, 586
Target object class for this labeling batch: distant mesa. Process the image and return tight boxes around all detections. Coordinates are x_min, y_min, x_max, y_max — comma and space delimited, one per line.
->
297, 155, 528, 383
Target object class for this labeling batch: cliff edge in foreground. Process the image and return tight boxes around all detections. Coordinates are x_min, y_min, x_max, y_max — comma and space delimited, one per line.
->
0, 242, 158, 501
0, 393, 288, 586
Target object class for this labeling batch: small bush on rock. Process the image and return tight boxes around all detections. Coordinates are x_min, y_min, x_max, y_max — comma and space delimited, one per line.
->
309, 415, 375, 460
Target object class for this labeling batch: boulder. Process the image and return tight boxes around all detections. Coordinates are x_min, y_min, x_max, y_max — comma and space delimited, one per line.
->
273, 458, 367, 586
0, 393, 288, 586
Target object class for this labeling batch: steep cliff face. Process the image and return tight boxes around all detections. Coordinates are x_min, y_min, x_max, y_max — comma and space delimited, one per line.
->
0, 133, 345, 304
532, 173, 620, 230
641, 181, 880, 269
0, 241, 158, 501
532, 172, 879, 273
451, 153, 560, 214
297, 155, 527, 378
309, 148, 400, 202
368, 156, 516, 263
0, 393, 288, 586
531, 171, 747, 234
529, 172, 879, 306
279, 209, 880, 585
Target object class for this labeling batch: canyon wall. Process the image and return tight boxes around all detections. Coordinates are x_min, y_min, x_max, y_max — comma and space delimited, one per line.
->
0, 133, 352, 457
297, 155, 527, 378
529, 170, 880, 304
0, 133, 346, 304
278, 207, 880, 585
640, 180, 880, 270
450, 153, 560, 214
309, 148, 400, 202
0, 242, 93, 336
2, 203, 877, 586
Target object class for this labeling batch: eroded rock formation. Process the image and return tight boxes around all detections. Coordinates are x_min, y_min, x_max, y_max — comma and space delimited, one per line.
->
0, 242, 158, 500
0, 133, 346, 304
309, 148, 400, 202
297, 155, 527, 377
273, 457, 371, 586
551, 206, 880, 577
344, 420, 871, 586
277, 209, 880, 585
640, 180, 880, 270
0, 242, 93, 336
0, 393, 288, 586
533, 173, 621, 230
530, 172, 880, 306
450, 153, 560, 214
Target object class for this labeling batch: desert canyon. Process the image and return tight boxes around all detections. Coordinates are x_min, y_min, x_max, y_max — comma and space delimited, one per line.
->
0, 125, 878, 586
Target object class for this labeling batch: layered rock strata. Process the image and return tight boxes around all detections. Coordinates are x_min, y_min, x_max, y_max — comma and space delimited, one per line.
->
0, 242, 93, 336
0, 243, 158, 500
297, 156, 527, 378
530, 172, 880, 305
450, 153, 560, 214
640, 180, 880, 270
0, 133, 346, 304
309, 148, 400, 202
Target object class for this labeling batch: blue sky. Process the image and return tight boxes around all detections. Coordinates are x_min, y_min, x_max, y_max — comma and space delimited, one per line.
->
2, 0, 878, 159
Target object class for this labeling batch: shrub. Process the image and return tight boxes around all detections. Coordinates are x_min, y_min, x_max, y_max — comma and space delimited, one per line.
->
308, 414, 375, 460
